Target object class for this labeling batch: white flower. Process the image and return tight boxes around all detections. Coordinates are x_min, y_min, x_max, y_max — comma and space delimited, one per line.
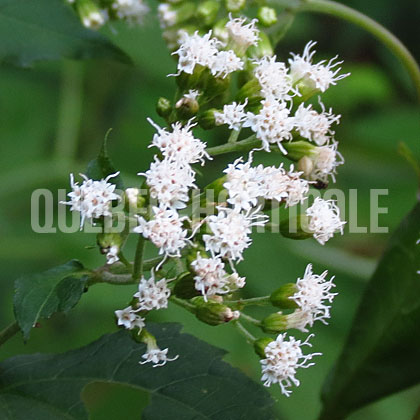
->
260, 333, 320, 396
288, 263, 337, 330
243, 99, 295, 153
183, 89, 200, 100
209, 50, 244, 78
310, 142, 344, 183
139, 157, 196, 209
223, 157, 260, 211
289, 41, 350, 93
134, 271, 171, 311
203, 207, 268, 262
214, 101, 248, 131
140, 347, 179, 367
294, 102, 340, 146
226, 272, 246, 290
306, 197, 346, 245
285, 166, 309, 207
173, 31, 221, 74
115, 306, 145, 330
191, 254, 230, 299
256, 164, 289, 203
148, 119, 210, 166
106, 245, 120, 265
63, 173, 120, 229
225, 16, 259, 52
113, 0, 149, 26
253, 56, 294, 101
157, 3, 176, 28
134, 207, 190, 257
82, 9, 108, 29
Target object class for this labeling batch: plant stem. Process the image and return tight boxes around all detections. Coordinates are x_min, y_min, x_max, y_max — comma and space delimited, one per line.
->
55, 61, 84, 162
299, 0, 420, 103
240, 312, 262, 326
169, 296, 196, 313
227, 129, 241, 144
117, 252, 132, 270
228, 296, 271, 306
207, 136, 260, 156
0, 322, 20, 347
234, 320, 256, 342
132, 235, 146, 281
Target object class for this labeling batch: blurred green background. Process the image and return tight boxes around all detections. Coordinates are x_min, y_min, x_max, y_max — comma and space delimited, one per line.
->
1, 0, 420, 418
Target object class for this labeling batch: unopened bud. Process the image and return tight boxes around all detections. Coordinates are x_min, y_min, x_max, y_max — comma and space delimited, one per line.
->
156, 97, 172, 118
198, 108, 217, 129
76, 0, 107, 30
225, 0, 245, 12
195, 301, 236, 326
257, 7, 277, 27
196, 0, 220, 26
253, 337, 274, 358
247, 32, 273, 59
97, 232, 122, 252
175, 96, 199, 119
212, 18, 229, 43
283, 140, 317, 162
261, 312, 288, 334
236, 79, 263, 108
173, 272, 200, 299
280, 214, 313, 240
270, 283, 298, 309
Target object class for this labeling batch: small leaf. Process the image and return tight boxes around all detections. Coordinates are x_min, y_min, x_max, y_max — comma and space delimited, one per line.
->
320, 202, 420, 420
86, 129, 124, 190
0, 0, 131, 67
0, 323, 278, 420
14, 260, 87, 339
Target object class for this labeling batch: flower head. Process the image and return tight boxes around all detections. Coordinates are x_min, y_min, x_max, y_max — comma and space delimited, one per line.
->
140, 347, 179, 367
310, 142, 344, 183
288, 263, 337, 329
115, 306, 145, 330
148, 119, 210, 166
139, 157, 196, 209
106, 245, 120, 265
210, 50, 244, 78
244, 99, 294, 153
215, 101, 248, 131
134, 271, 171, 311
260, 333, 320, 396
134, 207, 189, 257
63, 173, 120, 229
203, 207, 268, 262
289, 41, 349, 93
306, 197, 346, 244
113, 0, 149, 26
225, 16, 259, 52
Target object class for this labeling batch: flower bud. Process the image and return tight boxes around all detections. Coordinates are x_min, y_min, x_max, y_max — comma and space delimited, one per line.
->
76, 0, 107, 30
212, 18, 229, 43
195, 301, 238, 326
257, 7, 277, 27
198, 108, 217, 129
173, 272, 200, 299
247, 32, 274, 59
97, 232, 122, 252
235, 79, 263, 108
270, 283, 299, 309
158, 2, 195, 28
283, 140, 317, 162
280, 214, 313, 240
175, 96, 199, 119
254, 337, 274, 358
196, 0, 220, 26
225, 0, 246, 12
261, 312, 288, 334
156, 97, 172, 118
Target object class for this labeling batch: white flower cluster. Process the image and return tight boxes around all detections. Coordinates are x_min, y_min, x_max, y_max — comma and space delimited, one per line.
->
134, 272, 171, 311
223, 156, 309, 211
260, 334, 320, 396
112, 0, 149, 25
306, 197, 346, 245
63, 173, 120, 229
287, 264, 337, 332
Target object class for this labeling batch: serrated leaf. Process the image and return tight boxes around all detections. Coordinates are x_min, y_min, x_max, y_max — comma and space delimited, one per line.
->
14, 260, 87, 339
0, 323, 277, 420
0, 0, 131, 67
86, 129, 124, 190
320, 202, 420, 420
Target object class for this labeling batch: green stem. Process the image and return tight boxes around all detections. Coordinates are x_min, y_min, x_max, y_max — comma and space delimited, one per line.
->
207, 136, 260, 156
132, 235, 146, 281
299, 0, 420, 103
227, 129, 241, 144
228, 296, 271, 306
55, 61, 84, 161
234, 320, 257, 342
0, 322, 20, 347
117, 252, 131, 270
169, 296, 196, 313
240, 312, 262, 326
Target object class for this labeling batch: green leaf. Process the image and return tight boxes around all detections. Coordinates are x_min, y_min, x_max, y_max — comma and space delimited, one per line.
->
0, 0, 131, 67
0, 324, 277, 419
320, 202, 420, 420
87, 129, 124, 190
14, 260, 87, 339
